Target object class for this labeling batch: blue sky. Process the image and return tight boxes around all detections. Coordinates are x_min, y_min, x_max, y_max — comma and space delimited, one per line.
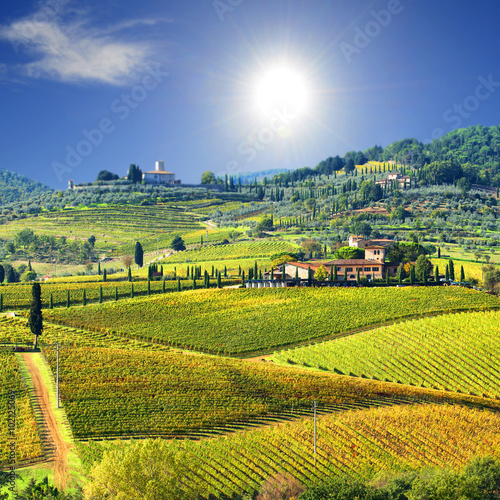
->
1, 0, 500, 189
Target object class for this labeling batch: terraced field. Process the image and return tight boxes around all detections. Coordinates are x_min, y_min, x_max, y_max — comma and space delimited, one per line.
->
273, 310, 500, 397
45, 286, 500, 355
82, 403, 500, 499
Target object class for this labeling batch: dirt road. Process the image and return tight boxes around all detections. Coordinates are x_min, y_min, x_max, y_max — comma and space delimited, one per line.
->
20, 353, 69, 490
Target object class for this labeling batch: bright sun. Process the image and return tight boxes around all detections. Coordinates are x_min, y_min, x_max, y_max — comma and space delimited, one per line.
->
256, 68, 308, 116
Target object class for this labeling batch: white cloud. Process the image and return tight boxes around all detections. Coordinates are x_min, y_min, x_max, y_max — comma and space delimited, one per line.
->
0, 11, 165, 85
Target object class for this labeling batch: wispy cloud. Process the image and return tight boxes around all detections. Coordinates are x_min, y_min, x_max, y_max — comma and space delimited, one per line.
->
0, 9, 166, 86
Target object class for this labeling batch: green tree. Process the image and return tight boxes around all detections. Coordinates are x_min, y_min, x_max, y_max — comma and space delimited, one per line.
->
314, 265, 328, 282
334, 246, 364, 260
84, 440, 198, 500
171, 236, 186, 252
460, 265, 465, 282
127, 164, 143, 183
201, 171, 216, 184
103, 269, 107, 282
96, 170, 119, 181
435, 265, 439, 282
483, 265, 500, 293
415, 255, 432, 282
15, 228, 37, 251
28, 282, 43, 349
134, 242, 144, 268
448, 259, 455, 281
302, 239, 322, 258
0, 264, 4, 283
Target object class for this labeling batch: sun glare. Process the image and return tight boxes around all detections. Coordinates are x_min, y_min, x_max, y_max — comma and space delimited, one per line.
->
256, 68, 308, 117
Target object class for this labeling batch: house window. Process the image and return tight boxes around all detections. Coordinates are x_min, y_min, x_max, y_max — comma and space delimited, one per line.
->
349, 275, 355, 279
364, 267, 371, 272
346, 268, 353, 272
337, 267, 342, 272
372, 267, 380, 272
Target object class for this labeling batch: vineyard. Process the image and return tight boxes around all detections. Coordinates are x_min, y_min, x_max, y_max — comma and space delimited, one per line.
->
273, 310, 500, 398
162, 240, 299, 264
0, 277, 237, 311
0, 350, 43, 466
82, 403, 500, 499
45, 287, 500, 355
42, 346, 500, 441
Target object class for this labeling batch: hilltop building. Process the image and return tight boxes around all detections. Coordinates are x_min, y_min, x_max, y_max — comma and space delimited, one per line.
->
375, 173, 411, 189
142, 161, 181, 185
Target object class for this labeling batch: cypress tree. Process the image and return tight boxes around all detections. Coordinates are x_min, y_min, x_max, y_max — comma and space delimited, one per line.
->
115, 287, 118, 301
334, 265, 338, 281
128, 267, 132, 282
410, 266, 415, 285
134, 242, 144, 268
357, 268, 360, 283
131, 284, 134, 298
238, 265, 241, 276
29, 282, 43, 349
66, 290, 70, 308
97, 261, 101, 275
0, 265, 4, 283
386, 270, 390, 285
435, 265, 439, 282
103, 269, 107, 282
343, 267, 347, 281
193, 278, 196, 290
460, 265, 465, 282
438, 247, 441, 258
0, 293, 3, 312
49, 293, 53, 309
217, 273, 222, 288
448, 259, 455, 281
242, 270, 245, 286
28, 260, 32, 271
295, 267, 299, 280
224, 266, 227, 278
445, 265, 450, 281
82, 289, 86, 306
254, 261, 258, 280
99, 286, 103, 303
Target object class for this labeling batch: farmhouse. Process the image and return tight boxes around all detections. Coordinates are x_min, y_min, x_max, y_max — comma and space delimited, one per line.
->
282, 236, 400, 282
142, 161, 181, 185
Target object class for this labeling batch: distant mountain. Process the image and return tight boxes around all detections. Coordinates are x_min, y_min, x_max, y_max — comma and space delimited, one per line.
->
237, 168, 289, 183
0, 169, 53, 205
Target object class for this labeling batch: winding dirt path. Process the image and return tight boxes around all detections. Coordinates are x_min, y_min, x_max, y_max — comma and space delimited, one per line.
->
20, 353, 69, 490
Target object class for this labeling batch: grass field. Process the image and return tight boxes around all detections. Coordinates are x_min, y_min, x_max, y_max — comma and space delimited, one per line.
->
45, 287, 500, 355
273, 310, 500, 398
81, 403, 500, 499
